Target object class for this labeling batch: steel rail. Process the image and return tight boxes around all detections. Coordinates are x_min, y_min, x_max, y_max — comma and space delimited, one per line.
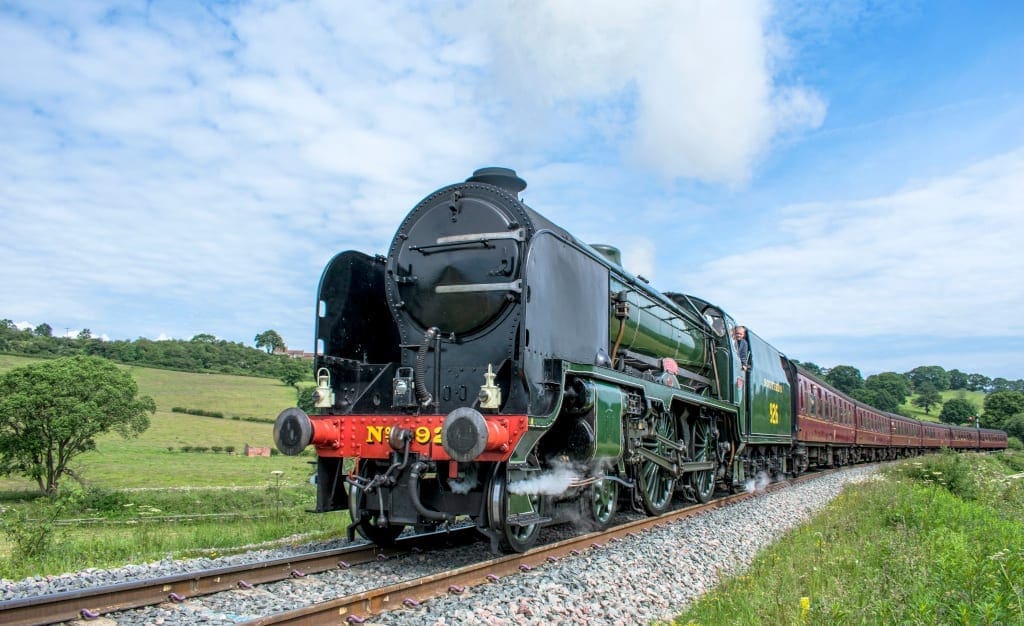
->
245, 469, 840, 625
0, 526, 478, 626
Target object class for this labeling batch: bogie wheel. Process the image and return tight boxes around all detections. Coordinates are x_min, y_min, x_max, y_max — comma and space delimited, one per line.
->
794, 455, 809, 476
578, 476, 618, 530
689, 419, 717, 503
637, 411, 678, 515
488, 464, 542, 553
348, 463, 405, 546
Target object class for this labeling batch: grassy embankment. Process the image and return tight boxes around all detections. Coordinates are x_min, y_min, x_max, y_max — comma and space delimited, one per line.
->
0, 355, 344, 580
673, 451, 1024, 625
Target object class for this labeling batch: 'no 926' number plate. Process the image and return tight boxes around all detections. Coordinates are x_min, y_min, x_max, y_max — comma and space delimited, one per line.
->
365, 425, 442, 445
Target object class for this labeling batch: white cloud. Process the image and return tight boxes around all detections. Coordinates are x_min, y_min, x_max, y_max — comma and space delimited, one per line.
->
461, 0, 826, 183
688, 148, 1024, 340
0, 1, 508, 349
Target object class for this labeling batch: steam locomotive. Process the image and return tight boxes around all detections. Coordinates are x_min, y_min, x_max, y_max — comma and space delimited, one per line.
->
273, 167, 1007, 553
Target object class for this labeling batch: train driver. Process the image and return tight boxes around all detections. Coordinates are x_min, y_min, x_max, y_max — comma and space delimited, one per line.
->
733, 325, 751, 371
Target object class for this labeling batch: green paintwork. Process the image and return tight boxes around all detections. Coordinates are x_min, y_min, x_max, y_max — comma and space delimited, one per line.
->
609, 278, 709, 370
509, 360, 739, 464
569, 364, 737, 415
743, 331, 792, 443
592, 380, 624, 459
507, 489, 535, 517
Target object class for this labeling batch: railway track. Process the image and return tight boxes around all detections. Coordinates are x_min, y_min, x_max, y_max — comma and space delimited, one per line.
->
0, 527, 479, 626
241, 475, 813, 625
1, 469, 839, 625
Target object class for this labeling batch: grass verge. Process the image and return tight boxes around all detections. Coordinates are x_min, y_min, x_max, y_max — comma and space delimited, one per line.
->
0, 480, 350, 580
673, 451, 1024, 625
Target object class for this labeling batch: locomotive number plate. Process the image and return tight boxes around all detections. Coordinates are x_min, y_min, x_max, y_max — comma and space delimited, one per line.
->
365, 425, 442, 445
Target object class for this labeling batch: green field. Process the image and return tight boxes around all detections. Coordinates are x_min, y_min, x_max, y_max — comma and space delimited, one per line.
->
898, 389, 987, 423
0, 354, 315, 489
0, 355, 345, 578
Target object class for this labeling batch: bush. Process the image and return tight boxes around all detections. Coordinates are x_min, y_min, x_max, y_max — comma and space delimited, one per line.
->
225, 445, 236, 454
0, 497, 67, 559
75, 486, 129, 512
1007, 436, 1023, 451
994, 450, 1024, 472
887, 450, 979, 500
180, 446, 193, 453
212, 446, 223, 453
296, 383, 317, 414
176, 407, 225, 418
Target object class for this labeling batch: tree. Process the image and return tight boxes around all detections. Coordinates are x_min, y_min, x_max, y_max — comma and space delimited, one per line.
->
947, 369, 968, 390
825, 365, 863, 394
911, 383, 942, 414
278, 358, 310, 386
906, 366, 950, 392
191, 333, 218, 343
794, 361, 824, 376
254, 330, 285, 354
1005, 413, 1024, 441
0, 356, 155, 494
991, 377, 1012, 392
851, 388, 900, 413
982, 390, 1024, 431
864, 372, 911, 406
33, 323, 52, 337
938, 398, 976, 425
76, 328, 92, 340
966, 373, 991, 392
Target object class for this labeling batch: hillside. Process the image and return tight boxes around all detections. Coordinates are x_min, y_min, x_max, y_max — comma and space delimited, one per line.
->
898, 389, 987, 424
0, 355, 312, 491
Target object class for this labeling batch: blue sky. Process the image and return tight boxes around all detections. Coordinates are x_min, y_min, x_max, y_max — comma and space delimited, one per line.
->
2, 1, 1022, 379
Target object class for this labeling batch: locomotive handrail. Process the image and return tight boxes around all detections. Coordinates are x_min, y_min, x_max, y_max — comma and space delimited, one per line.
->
436, 229, 526, 244
410, 229, 527, 254
435, 280, 522, 294
410, 240, 495, 254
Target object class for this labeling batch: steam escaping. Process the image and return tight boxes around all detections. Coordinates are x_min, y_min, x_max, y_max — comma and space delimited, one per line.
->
448, 465, 479, 495
508, 466, 579, 496
744, 470, 771, 494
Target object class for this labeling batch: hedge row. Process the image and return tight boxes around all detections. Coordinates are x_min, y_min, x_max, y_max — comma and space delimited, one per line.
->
170, 407, 274, 424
